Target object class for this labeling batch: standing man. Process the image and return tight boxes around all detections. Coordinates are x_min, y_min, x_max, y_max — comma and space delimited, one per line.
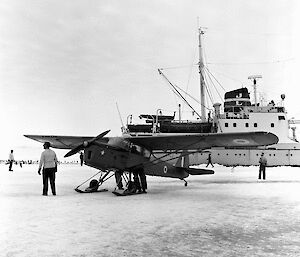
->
8, 150, 14, 171
80, 152, 84, 166
115, 170, 124, 190
258, 152, 267, 180
38, 142, 58, 196
206, 153, 214, 168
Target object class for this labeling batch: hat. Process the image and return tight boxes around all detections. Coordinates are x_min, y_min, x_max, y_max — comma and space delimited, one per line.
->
43, 142, 51, 147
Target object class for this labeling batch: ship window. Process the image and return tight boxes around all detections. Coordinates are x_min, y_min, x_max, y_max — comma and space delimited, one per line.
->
226, 153, 228, 156
278, 116, 285, 120
271, 123, 274, 127
225, 123, 228, 127
245, 123, 249, 127
233, 123, 237, 127
291, 154, 293, 156
254, 123, 257, 127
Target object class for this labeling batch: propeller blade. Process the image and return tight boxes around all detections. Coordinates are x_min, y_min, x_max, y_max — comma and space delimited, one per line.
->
64, 144, 84, 158
91, 130, 111, 143
64, 130, 111, 158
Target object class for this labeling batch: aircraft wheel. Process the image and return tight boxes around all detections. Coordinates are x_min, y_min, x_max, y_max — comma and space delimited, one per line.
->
184, 182, 187, 187
89, 179, 98, 188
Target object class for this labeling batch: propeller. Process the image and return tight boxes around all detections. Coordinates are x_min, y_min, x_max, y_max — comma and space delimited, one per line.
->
64, 130, 110, 158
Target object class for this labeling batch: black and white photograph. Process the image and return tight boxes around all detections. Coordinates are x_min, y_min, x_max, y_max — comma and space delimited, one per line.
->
1, 0, 300, 256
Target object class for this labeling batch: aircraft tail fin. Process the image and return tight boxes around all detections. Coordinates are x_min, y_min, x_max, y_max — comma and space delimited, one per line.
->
175, 151, 190, 168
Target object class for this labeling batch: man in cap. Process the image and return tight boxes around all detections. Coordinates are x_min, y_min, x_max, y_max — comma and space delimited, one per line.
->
258, 152, 267, 180
38, 142, 58, 195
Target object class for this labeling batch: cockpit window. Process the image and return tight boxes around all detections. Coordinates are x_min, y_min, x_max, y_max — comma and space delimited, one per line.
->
131, 144, 151, 157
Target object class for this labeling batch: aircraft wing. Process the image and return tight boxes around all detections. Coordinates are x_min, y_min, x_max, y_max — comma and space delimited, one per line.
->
24, 135, 103, 149
127, 132, 278, 151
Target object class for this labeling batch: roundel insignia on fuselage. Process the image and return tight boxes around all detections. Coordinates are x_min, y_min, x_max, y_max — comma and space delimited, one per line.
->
233, 139, 250, 145
163, 166, 168, 174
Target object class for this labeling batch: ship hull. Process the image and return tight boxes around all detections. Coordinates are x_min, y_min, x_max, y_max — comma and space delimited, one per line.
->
189, 147, 300, 167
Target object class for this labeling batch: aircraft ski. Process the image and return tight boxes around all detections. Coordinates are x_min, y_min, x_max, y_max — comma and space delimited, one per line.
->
75, 188, 108, 193
112, 190, 146, 197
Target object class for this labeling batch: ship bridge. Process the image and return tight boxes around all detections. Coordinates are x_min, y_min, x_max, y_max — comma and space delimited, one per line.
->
215, 87, 290, 144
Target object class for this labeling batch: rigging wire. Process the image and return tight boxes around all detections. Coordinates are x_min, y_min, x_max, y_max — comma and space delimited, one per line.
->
202, 71, 214, 107
159, 64, 197, 70
203, 67, 223, 103
207, 58, 294, 66
158, 69, 202, 119
204, 66, 226, 92
183, 47, 199, 114
172, 82, 212, 111
206, 67, 244, 87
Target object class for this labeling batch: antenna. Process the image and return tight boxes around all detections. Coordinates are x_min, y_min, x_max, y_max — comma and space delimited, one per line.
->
115, 102, 125, 131
248, 75, 262, 111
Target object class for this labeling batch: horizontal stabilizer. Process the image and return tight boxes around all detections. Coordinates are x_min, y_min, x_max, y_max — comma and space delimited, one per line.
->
177, 167, 214, 175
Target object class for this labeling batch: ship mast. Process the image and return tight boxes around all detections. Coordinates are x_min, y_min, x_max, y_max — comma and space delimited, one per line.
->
198, 27, 206, 121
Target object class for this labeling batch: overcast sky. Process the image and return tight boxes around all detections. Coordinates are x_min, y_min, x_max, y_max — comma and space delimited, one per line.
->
0, 0, 299, 160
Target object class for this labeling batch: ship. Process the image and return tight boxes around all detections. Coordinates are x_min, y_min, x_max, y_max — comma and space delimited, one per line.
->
122, 28, 300, 167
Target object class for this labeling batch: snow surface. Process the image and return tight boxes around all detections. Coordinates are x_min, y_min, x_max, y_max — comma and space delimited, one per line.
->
1, 164, 300, 257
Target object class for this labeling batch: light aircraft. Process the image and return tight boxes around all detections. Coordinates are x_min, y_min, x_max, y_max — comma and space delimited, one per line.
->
25, 131, 278, 196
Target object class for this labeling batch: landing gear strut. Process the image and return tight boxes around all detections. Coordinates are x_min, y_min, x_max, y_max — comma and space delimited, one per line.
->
182, 178, 188, 187
75, 170, 114, 193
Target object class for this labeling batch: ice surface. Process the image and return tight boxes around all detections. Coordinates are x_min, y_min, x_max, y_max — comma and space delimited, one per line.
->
1, 164, 300, 257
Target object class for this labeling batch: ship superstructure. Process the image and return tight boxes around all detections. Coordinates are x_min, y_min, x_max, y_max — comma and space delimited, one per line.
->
122, 28, 300, 166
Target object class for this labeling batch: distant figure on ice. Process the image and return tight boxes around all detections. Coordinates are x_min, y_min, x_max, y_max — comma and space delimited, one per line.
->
8, 150, 14, 171
258, 153, 267, 180
206, 153, 214, 168
38, 142, 58, 196
80, 152, 84, 166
